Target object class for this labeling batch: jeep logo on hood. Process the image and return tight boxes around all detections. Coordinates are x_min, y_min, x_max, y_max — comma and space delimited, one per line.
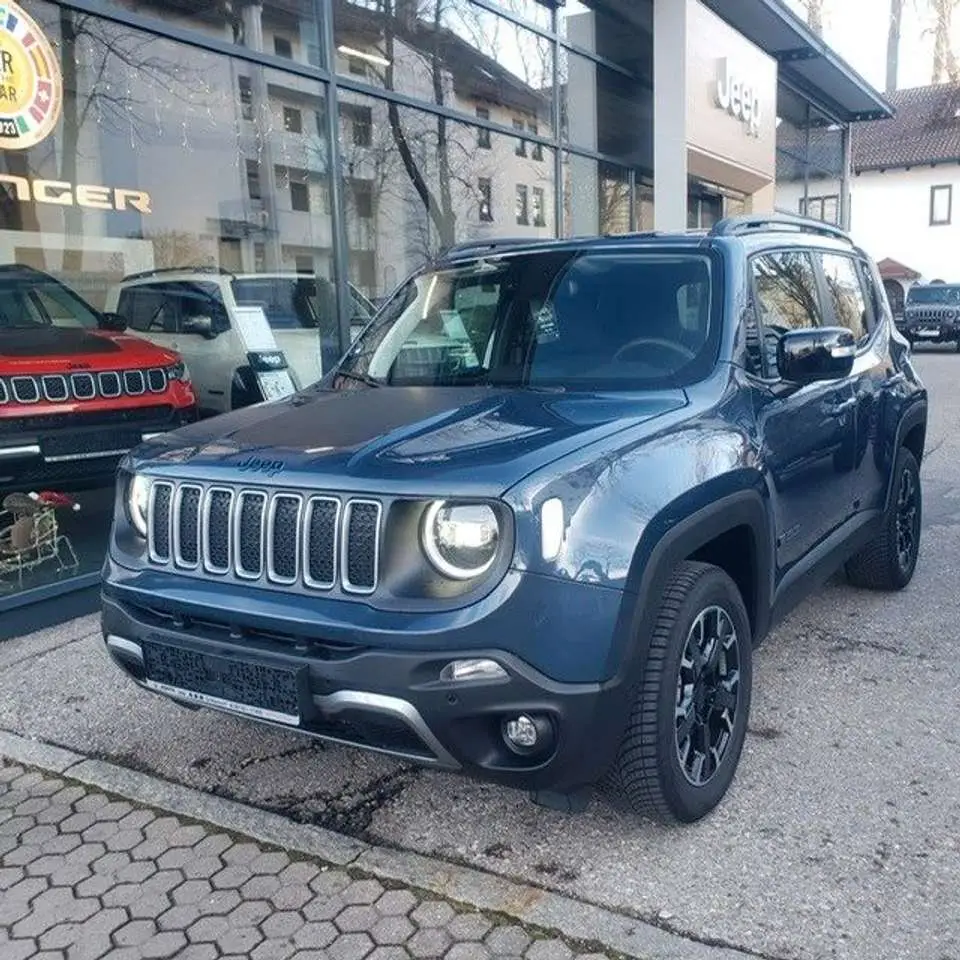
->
236, 456, 285, 477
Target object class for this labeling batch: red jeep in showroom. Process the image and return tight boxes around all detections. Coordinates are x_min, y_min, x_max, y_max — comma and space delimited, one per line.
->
0, 265, 198, 492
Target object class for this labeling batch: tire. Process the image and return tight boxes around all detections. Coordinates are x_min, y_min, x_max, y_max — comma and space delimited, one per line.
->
845, 446, 922, 590
601, 561, 753, 824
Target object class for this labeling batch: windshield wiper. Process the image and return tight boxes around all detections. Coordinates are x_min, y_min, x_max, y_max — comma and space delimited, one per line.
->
334, 369, 382, 388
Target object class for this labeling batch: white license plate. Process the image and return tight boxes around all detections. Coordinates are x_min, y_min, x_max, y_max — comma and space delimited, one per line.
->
257, 370, 295, 401
144, 678, 301, 726
915, 328, 940, 338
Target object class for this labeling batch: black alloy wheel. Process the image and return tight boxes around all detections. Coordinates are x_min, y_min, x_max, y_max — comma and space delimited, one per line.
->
675, 605, 742, 787
895, 464, 920, 575
601, 561, 753, 824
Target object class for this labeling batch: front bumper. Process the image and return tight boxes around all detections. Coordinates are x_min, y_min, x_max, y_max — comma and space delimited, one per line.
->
898, 317, 960, 342
0, 406, 197, 490
101, 573, 635, 793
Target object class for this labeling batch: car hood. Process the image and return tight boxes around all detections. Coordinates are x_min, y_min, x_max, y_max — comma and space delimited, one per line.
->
134, 385, 688, 496
0, 327, 180, 372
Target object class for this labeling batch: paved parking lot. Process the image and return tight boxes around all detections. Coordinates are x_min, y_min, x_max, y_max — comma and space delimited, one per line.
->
1, 349, 958, 960
0, 762, 620, 960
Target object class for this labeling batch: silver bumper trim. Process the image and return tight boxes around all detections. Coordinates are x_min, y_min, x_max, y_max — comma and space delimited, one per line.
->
105, 634, 144, 663
0, 444, 41, 459
106, 631, 458, 769
313, 690, 460, 768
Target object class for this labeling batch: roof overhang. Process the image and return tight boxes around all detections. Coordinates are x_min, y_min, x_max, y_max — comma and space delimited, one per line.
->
698, 0, 893, 123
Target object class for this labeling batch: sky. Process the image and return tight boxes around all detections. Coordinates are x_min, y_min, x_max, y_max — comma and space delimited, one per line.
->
783, 0, 945, 93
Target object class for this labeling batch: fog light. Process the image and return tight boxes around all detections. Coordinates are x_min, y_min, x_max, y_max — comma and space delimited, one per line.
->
504, 715, 538, 749
440, 659, 508, 683
502, 713, 555, 756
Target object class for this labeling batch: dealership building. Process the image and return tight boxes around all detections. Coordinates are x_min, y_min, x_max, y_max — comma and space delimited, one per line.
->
0, 0, 890, 614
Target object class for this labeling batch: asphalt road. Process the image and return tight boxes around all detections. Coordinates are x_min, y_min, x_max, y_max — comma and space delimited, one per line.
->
2, 348, 959, 960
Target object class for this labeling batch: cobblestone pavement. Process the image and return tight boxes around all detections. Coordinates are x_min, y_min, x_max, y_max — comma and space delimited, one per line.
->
0, 761, 618, 960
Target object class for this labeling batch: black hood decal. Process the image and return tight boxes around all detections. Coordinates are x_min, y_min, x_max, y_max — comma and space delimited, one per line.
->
0, 326, 121, 358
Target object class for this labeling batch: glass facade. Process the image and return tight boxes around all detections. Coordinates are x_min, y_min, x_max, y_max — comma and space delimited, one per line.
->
775, 81, 848, 227
0, 0, 653, 608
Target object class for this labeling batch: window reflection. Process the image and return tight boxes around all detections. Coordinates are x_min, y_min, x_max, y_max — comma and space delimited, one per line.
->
104, 0, 326, 66
338, 94, 554, 299
469, 0, 553, 32
558, 0, 653, 76
562, 156, 631, 236
558, 49, 652, 166
333, 0, 553, 132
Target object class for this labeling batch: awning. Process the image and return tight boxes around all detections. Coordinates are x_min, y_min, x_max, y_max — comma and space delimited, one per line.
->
699, 0, 893, 123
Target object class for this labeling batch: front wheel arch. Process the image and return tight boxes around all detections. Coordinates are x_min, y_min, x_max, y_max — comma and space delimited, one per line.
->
613, 484, 772, 695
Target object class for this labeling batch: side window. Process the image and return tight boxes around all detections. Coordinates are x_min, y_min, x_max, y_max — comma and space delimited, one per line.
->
821, 253, 870, 343
750, 251, 822, 378
177, 283, 228, 332
120, 287, 173, 334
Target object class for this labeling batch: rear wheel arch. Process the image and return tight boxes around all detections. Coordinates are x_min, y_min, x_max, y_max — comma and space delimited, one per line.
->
885, 400, 927, 513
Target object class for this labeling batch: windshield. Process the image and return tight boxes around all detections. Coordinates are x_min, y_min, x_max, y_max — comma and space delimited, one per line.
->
334, 250, 718, 390
231, 276, 373, 332
0, 271, 101, 331
906, 285, 960, 305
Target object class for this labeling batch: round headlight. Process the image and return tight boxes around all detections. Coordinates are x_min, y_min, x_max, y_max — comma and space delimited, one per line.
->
165, 361, 190, 383
128, 474, 152, 538
422, 501, 500, 580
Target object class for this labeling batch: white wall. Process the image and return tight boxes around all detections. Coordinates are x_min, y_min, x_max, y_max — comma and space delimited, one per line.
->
846, 167, 960, 281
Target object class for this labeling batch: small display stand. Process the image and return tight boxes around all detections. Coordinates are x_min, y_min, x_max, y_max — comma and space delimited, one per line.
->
0, 491, 81, 591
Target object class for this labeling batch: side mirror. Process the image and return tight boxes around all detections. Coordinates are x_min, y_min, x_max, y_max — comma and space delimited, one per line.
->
778, 327, 856, 383
99, 312, 127, 332
183, 315, 217, 339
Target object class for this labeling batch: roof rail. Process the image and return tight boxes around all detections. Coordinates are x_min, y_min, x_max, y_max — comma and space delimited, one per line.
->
709, 213, 852, 244
121, 265, 235, 282
441, 237, 552, 258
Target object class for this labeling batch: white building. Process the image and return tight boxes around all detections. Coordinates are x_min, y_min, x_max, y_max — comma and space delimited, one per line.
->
776, 83, 960, 313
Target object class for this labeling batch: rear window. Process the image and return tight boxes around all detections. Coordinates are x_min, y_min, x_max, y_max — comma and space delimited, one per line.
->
338, 249, 721, 390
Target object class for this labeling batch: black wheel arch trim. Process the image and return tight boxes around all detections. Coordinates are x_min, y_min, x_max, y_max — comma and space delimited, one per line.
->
615, 481, 772, 691
884, 399, 927, 513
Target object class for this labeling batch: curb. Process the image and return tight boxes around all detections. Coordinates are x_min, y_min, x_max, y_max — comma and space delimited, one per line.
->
0, 729, 756, 960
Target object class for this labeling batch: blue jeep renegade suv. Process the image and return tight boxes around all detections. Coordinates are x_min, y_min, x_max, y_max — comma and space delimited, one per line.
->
101, 215, 927, 824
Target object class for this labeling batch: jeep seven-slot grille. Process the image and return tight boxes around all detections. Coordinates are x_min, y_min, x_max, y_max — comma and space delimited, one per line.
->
148, 483, 380, 594
0, 368, 169, 405
908, 307, 954, 321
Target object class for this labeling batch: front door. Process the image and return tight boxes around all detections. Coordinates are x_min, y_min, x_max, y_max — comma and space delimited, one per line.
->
749, 250, 857, 571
